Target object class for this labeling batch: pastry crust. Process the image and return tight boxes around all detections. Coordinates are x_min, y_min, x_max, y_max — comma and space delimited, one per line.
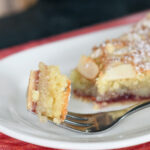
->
27, 71, 39, 111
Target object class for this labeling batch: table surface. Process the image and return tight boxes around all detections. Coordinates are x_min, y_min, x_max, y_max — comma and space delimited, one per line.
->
0, 9, 150, 150
1, 0, 150, 49
0, 133, 150, 150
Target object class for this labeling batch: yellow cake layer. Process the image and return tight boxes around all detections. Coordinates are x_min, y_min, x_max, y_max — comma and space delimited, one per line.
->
27, 62, 71, 124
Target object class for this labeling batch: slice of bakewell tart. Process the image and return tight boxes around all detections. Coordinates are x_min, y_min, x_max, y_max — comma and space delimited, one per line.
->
27, 62, 71, 124
70, 13, 150, 107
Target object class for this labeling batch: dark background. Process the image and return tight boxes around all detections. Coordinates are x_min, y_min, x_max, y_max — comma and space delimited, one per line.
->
0, 0, 150, 49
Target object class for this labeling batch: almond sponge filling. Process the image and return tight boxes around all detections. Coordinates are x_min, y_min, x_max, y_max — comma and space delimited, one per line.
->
27, 62, 71, 124
71, 69, 150, 104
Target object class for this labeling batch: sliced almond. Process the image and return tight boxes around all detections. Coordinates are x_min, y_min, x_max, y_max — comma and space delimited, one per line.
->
90, 48, 102, 58
77, 56, 99, 80
102, 64, 136, 81
105, 43, 115, 54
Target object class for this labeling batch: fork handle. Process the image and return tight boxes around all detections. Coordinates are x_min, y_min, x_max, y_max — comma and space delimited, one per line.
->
124, 100, 150, 115
108, 100, 150, 121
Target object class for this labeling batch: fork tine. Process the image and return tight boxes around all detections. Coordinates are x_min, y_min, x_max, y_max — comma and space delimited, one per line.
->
64, 119, 92, 127
65, 112, 93, 129
66, 114, 88, 121
62, 121, 92, 133
67, 112, 90, 120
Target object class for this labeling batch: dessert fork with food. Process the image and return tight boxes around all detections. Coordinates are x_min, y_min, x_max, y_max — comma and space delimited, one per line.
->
27, 13, 150, 133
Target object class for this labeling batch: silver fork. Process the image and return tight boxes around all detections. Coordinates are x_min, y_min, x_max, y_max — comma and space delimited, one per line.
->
60, 100, 150, 133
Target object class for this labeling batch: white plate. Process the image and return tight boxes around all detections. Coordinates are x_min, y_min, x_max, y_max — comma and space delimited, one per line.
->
0, 24, 150, 150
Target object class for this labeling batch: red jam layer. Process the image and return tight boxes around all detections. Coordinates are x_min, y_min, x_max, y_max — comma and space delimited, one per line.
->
73, 90, 150, 104
32, 102, 37, 113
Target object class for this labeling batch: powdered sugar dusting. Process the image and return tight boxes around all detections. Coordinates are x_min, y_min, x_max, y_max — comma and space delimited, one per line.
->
90, 13, 150, 73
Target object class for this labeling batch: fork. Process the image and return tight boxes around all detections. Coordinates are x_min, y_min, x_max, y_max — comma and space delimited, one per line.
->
60, 100, 150, 133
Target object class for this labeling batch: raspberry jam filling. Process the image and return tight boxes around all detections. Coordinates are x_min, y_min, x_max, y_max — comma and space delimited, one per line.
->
73, 90, 149, 104
32, 102, 37, 113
